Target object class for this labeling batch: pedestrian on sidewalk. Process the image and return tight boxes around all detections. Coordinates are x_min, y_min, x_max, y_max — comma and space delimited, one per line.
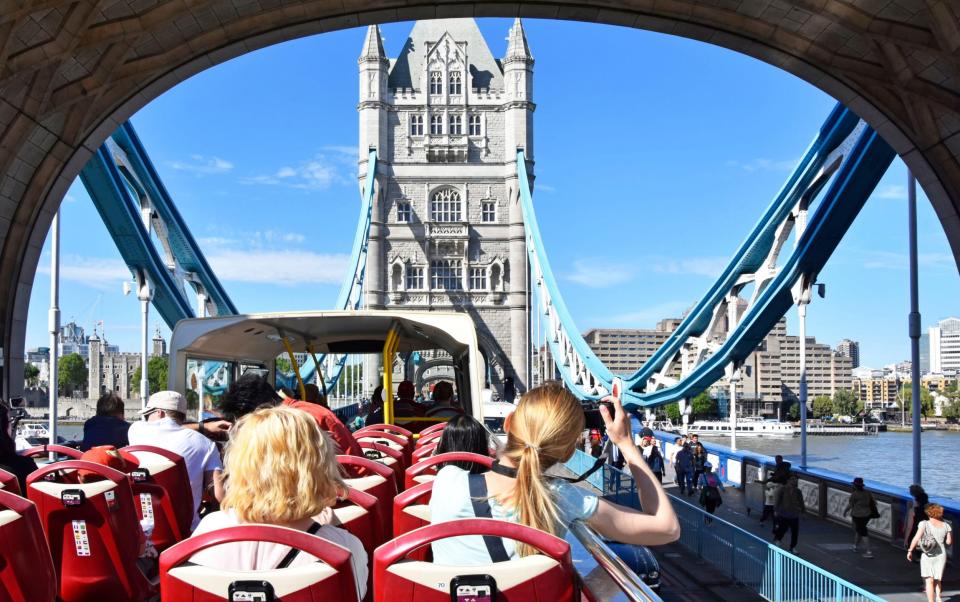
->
844, 477, 878, 559
770, 454, 791, 484
698, 462, 724, 524
760, 478, 778, 527
691, 443, 707, 492
907, 502, 953, 602
639, 428, 664, 483
904, 484, 930, 553
773, 475, 805, 554
674, 442, 694, 495
670, 437, 683, 487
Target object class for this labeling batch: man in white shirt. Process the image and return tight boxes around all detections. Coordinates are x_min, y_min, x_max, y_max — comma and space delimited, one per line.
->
128, 391, 224, 530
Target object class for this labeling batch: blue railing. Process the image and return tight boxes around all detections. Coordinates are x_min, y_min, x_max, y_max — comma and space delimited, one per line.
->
562, 450, 884, 602
333, 403, 360, 424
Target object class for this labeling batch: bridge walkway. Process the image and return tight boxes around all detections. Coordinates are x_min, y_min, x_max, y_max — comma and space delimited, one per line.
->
659, 462, 957, 601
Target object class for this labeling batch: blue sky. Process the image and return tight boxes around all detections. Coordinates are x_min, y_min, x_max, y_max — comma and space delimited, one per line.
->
25, 18, 959, 369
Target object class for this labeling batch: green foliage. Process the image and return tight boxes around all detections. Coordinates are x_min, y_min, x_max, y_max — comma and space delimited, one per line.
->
664, 402, 681, 423
276, 357, 292, 374
58, 353, 87, 396
900, 386, 935, 418
812, 395, 833, 418
132, 356, 169, 396
185, 389, 199, 411
787, 402, 800, 421
24, 363, 40, 388
690, 392, 717, 419
832, 389, 862, 417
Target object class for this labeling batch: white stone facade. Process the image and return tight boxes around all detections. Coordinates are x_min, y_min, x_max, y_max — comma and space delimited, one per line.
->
358, 19, 533, 396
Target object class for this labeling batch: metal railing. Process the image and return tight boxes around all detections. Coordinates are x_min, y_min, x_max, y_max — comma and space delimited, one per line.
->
567, 520, 663, 602
333, 402, 360, 425
564, 450, 885, 602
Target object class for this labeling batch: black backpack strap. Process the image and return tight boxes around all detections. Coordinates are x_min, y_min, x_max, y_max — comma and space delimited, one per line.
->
276, 521, 322, 569
468, 473, 510, 563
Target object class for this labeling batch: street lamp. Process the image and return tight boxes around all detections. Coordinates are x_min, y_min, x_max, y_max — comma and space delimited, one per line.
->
793, 277, 825, 469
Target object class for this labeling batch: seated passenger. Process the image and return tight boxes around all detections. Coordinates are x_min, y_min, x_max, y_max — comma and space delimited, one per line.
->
429, 382, 679, 564
221, 373, 363, 457
303, 383, 330, 409
394, 380, 426, 418
190, 406, 368, 599
80, 392, 130, 451
434, 414, 491, 473
362, 386, 385, 427
0, 402, 37, 492
426, 381, 463, 418
128, 391, 224, 530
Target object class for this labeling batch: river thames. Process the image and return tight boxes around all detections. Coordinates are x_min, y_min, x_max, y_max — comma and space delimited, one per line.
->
700, 430, 960, 500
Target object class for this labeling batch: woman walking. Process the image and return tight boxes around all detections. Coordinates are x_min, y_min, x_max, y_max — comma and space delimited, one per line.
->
904, 484, 930, 552
907, 503, 952, 602
844, 477, 877, 559
773, 475, 805, 554
691, 443, 706, 492
697, 462, 724, 524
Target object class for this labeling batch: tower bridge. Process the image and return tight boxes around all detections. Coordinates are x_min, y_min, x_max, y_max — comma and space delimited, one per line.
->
3, 5, 960, 600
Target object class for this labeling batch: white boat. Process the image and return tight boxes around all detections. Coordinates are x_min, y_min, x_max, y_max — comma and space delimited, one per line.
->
15, 422, 51, 451
686, 418, 795, 437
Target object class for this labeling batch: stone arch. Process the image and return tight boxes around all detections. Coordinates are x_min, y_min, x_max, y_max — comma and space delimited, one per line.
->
2, 2, 960, 397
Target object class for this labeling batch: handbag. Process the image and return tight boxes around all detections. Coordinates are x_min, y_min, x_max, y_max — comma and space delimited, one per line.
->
919, 523, 943, 557
868, 497, 879, 519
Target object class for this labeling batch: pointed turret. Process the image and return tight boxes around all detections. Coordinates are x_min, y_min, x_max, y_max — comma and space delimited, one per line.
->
359, 25, 386, 61
505, 18, 532, 61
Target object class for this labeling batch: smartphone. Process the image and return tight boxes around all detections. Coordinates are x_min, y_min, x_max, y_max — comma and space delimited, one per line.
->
450, 575, 496, 602
228, 581, 274, 602
600, 377, 623, 418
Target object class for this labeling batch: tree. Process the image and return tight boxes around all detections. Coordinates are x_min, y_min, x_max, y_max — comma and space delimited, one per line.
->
275, 357, 292, 374
786, 402, 800, 421
664, 402, 681, 423
812, 395, 833, 418
133, 356, 169, 397
23, 363, 40, 388
690, 391, 717, 419
900, 386, 935, 418
832, 389, 862, 417
58, 353, 87, 396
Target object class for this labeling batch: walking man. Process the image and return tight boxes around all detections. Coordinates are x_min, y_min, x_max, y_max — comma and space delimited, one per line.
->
773, 475, 805, 554
675, 443, 694, 495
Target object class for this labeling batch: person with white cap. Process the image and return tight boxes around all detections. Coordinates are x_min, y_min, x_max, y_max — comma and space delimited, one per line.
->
128, 390, 224, 529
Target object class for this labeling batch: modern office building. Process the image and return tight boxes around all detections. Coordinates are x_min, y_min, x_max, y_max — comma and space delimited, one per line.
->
582, 320, 680, 376
929, 317, 960, 374
837, 339, 860, 369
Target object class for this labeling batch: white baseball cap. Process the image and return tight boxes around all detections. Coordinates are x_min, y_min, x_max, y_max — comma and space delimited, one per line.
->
141, 390, 187, 415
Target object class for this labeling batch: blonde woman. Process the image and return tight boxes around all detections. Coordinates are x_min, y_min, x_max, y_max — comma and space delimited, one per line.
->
908, 503, 953, 602
429, 382, 679, 564
190, 406, 368, 598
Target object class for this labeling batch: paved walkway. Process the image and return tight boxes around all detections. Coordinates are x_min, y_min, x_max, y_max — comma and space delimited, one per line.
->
659, 464, 958, 601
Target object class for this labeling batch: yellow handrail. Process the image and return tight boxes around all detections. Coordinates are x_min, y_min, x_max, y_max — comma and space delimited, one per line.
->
382, 328, 399, 424
306, 343, 326, 396
281, 336, 307, 401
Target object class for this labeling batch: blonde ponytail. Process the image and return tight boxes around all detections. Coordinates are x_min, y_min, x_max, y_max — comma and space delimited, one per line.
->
500, 382, 584, 556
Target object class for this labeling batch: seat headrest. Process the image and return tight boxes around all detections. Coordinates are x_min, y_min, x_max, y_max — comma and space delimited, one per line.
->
169, 562, 337, 597
0, 508, 23, 528
386, 555, 560, 593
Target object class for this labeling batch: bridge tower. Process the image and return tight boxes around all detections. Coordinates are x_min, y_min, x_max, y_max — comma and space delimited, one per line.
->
358, 19, 533, 398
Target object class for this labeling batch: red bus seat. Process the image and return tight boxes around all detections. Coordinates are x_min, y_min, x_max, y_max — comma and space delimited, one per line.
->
338, 455, 397, 536
411, 442, 438, 464
418, 422, 447, 437
414, 430, 443, 449
0, 489, 57, 602
392, 480, 433, 561
404, 452, 493, 491
358, 441, 404, 489
26, 460, 155, 602
0, 468, 20, 496
122, 445, 194, 542
354, 431, 411, 466
332, 487, 383, 555
373, 519, 577, 602
21, 445, 83, 460
354, 424, 412, 439
159, 525, 360, 602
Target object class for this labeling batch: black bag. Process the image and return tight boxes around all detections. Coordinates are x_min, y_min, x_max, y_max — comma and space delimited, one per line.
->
868, 497, 879, 520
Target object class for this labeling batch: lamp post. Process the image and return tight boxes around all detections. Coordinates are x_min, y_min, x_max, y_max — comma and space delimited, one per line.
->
48, 211, 60, 462
794, 279, 825, 469
907, 170, 922, 486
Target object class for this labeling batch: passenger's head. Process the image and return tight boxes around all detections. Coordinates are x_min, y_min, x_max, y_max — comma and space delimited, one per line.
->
925, 503, 944, 520
303, 383, 327, 407
852, 477, 865, 491
141, 390, 187, 424
909, 484, 927, 502
775, 455, 784, 464
96, 392, 126, 418
397, 380, 415, 401
435, 415, 490, 473
501, 382, 585, 556
218, 373, 280, 421
221, 406, 345, 524
432, 381, 454, 404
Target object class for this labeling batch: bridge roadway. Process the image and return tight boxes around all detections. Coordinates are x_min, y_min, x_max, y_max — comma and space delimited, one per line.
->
652, 461, 958, 601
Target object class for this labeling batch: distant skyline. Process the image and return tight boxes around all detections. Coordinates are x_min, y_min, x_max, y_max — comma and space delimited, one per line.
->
23, 18, 960, 370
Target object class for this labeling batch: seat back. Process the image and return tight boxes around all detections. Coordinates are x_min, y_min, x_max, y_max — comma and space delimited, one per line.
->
0, 468, 20, 496
26, 461, 155, 602
392, 480, 434, 557
131, 481, 186, 553
159, 524, 359, 602
414, 430, 443, 449
374, 519, 577, 602
404, 452, 493, 490
354, 424, 412, 439
333, 487, 383, 554
339, 455, 397, 535
21, 445, 83, 460
418, 422, 447, 438
411, 442, 438, 464
354, 431, 411, 466
0, 489, 57, 602
122, 445, 194, 540
357, 441, 404, 490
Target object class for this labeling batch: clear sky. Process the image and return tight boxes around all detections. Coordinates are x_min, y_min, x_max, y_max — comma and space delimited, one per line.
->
24, 18, 960, 369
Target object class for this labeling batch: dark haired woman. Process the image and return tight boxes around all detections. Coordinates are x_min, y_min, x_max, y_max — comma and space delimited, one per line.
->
0, 402, 38, 492
434, 414, 490, 473
904, 484, 930, 552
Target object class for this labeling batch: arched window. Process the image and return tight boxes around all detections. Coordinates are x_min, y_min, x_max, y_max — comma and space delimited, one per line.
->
431, 188, 462, 222
449, 71, 462, 94
430, 114, 443, 135
391, 263, 403, 291
430, 71, 443, 95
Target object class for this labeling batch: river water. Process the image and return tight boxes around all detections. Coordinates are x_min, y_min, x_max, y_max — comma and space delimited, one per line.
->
698, 430, 960, 501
